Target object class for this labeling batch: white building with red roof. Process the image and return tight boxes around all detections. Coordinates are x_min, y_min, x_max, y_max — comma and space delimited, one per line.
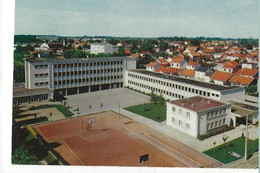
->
186, 62, 201, 70
170, 58, 187, 69
156, 58, 169, 67
166, 96, 231, 137
145, 62, 162, 71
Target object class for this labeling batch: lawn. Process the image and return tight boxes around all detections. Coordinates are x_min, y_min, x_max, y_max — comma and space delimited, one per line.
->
203, 137, 259, 164
30, 104, 74, 117
124, 103, 166, 122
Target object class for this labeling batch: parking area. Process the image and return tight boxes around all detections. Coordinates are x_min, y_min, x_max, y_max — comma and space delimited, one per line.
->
65, 88, 150, 116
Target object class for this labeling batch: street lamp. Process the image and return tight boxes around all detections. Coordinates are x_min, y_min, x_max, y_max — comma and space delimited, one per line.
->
244, 113, 249, 161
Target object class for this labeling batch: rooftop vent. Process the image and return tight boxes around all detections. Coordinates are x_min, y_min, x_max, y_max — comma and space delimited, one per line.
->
208, 100, 212, 104
202, 99, 206, 102
182, 103, 185, 106
191, 104, 196, 107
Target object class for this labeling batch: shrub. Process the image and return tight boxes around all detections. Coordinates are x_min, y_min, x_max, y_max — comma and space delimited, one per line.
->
197, 125, 234, 141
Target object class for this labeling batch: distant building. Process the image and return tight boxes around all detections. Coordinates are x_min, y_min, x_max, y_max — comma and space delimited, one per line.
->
166, 96, 231, 137
145, 62, 161, 71
195, 67, 213, 83
90, 43, 113, 54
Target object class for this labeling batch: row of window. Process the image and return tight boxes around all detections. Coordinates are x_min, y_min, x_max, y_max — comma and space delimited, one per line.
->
128, 81, 185, 99
207, 119, 226, 130
53, 75, 123, 85
206, 108, 227, 119
35, 73, 48, 77
172, 118, 190, 129
35, 64, 48, 69
53, 61, 123, 68
35, 82, 48, 86
53, 68, 123, 77
128, 73, 219, 97
172, 107, 190, 119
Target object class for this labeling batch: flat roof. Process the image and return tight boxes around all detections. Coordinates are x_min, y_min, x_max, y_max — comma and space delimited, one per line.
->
13, 84, 52, 98
25, 56, 133, 63
170, 96, 227, 112
128, 69, 241, 92
230, 101, 258, 117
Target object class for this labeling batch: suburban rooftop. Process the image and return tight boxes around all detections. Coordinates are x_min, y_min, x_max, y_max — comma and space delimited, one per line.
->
128, 69, 241, 91
25, 56, 134, 63
170, 96, 227, 112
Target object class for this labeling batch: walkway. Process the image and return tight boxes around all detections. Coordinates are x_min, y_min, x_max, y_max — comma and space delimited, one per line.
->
118, 109, 258, 152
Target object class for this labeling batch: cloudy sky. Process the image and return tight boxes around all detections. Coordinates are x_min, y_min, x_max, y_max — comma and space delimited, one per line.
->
15, 0, 259, 38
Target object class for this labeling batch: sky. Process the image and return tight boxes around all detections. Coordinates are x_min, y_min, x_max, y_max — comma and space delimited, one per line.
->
13, 0, 260, 38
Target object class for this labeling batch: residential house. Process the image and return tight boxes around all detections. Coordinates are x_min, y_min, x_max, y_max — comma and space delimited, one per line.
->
229, 75, 255, 87
155, 66, 181, 75
195, 67, 214, 83
179, 69, 195, 79
145, 62, 162, 71
170, 58, 187, 69
156, 58, 169, 67
236, 68, 258, 78
242, 63, 258, 69
186, 62, 201, 70
210, 71, 233, 85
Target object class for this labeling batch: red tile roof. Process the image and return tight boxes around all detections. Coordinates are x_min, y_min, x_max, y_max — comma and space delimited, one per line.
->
168, 67, 181, 74
187, 61, 198, 66
156, 66, 168, 73
202, 49, 216, 53
145, 62, 158, 67
156, 67, 181, 74
157, 59, 169, 65
210, 71, 233, 82
171, 58, 184, 63
171, 96, 226, 112
124, 49, 131, 55
180, 69, 195, 77
236, 68, 258, 77
229, 75, 254, 85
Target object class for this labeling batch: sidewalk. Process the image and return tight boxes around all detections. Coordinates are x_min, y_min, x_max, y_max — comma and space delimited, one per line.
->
118, 109, 259, 152
221, 152, 259, 168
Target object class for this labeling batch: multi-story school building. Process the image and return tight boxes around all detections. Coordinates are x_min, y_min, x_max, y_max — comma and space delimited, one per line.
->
125, 69, 245, 103
24, 56, 136, 98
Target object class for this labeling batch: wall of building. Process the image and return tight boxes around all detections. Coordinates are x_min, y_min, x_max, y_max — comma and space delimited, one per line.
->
166, 102, 198, 137
126, 70, 227, 102
26, 57, 136, 96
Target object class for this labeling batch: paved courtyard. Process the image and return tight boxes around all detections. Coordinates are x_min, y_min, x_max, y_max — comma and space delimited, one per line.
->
65, 88, 150, 116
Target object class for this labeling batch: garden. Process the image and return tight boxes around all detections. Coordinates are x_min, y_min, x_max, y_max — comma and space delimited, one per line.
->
204, 137, 259, 164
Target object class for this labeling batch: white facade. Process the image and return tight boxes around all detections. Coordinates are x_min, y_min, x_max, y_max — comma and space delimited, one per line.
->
171, 59, 187, 69
166, 97, 231, 137
25, 56, 136, 96
126, 69, 245, 103
90, 43, 113, 54
195, 71, 210, 82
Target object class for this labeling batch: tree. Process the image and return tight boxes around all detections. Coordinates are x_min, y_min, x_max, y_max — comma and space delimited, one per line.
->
158, 93, 166, 105
150, 90, 158, 104
12, 144, 39, 164
117, 46, 124, 56
13, 61, 25, 83
222, 134, 229, 158
213, 141, 216, 152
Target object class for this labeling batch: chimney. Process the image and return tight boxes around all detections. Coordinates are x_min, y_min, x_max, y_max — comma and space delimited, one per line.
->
182, 103, 185, 106
208, 100, 212, 104
202, 98, 205, 102
191, 104, 196, 107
